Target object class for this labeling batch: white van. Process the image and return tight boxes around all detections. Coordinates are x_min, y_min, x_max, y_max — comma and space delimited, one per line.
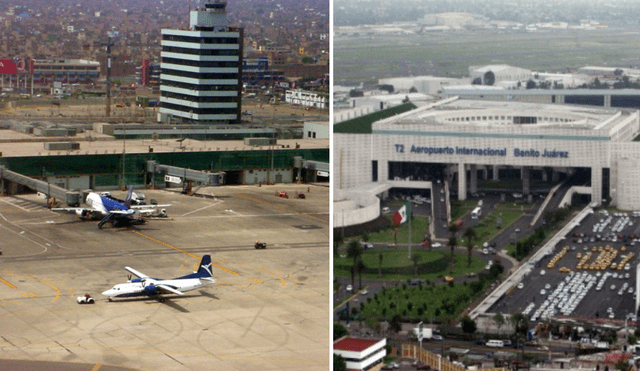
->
486, 340, 504, 348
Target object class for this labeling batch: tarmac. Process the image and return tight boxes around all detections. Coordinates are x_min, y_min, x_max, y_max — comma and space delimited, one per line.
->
0, 184, 330, 370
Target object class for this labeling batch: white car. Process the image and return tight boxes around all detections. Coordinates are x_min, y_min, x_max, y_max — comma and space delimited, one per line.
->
346, 285, 353, 292
517, 283, 524, 289
432, 242, 442, 248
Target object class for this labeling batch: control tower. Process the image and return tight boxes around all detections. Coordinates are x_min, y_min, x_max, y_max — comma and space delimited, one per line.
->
159, 0, 243, 125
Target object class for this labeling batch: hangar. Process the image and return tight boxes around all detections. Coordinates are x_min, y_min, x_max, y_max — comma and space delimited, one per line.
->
334, 97, 640, 226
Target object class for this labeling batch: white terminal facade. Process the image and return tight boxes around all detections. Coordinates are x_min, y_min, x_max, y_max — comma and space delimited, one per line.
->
334, 97, 640, 226
159, 0, 243, 124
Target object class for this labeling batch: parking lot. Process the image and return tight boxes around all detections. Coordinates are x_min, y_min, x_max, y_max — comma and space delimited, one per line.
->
490, 209, 640, 323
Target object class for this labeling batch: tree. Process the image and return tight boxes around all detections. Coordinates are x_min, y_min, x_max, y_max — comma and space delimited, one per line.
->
493, 312, 505, 334
409, 86, 418, 93
334, 354, 347, 371
334, 323, 348, 340
447, 235, 457, 259
510, 312, 529, 343
448, 223, 460, 257
614, 68, 624, 76
378, 252, 384, 278
411, 252, 421, 277
472, 77, 482, 85
355, 258, 366, 289
333, 229, 344, 257
526, 79, 536, 89
347, 240, 362, 267
301, 56, 315, 64
463, 227, 477, 267
483, 71, 496, 86
461, 315, 477, 334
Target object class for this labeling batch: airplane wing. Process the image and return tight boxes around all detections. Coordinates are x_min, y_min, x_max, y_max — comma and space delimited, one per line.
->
51, 207, 101, 213
130, 204, 172, 210
125, 266, 149, 279
110, 209, 134, 215
157, 284, 185, 296
136, 209, 159, 216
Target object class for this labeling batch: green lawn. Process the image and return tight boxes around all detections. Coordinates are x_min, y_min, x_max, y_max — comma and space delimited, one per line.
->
365, 215, 429, 245
359, 282, 477, 322
334, 248, 485, 281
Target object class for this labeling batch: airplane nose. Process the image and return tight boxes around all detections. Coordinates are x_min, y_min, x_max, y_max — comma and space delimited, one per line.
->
101, 289, 113, 296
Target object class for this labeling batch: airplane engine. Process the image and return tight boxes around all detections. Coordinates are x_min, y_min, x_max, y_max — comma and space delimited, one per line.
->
76, 209, 90, 218
160, 209, 167, 217
143, 285, 158, 294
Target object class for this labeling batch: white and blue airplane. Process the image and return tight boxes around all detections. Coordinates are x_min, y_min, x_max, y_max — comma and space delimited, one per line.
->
52, 186, 171, 229
102, 255, 215, 302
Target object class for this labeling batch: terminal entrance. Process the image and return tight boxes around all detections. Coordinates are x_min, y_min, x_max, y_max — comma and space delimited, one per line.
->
387, 162, 445, 182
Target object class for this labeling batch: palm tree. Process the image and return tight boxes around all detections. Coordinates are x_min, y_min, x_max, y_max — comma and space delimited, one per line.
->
346, 240, 362, 267
333, 230, 344, 257
378, 252, 383, 278
355, 258, 366, 289
448, 223, 460, 257
463, 227, 477, 267
447, 235, 457, 258
410, 252, 421, 277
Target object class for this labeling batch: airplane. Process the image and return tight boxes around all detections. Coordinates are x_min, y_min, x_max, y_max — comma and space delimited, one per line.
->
52, 186, 171, 229
102, 255, 215, 302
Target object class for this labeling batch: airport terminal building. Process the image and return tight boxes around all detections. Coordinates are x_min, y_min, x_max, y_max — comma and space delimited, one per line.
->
334, 97, 640, 226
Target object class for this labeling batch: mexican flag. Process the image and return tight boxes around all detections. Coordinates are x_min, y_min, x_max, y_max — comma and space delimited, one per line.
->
393, 204, 408, 226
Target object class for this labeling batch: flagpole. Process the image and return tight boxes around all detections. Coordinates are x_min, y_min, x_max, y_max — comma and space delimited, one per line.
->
407, 200, 411, 259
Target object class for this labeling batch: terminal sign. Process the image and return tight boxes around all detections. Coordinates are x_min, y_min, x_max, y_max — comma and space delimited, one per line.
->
395, 144, 569, 158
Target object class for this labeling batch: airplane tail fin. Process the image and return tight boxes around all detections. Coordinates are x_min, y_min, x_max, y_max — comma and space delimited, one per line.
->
196, 255, 213, 278
179, 255, 213, 280
124, 185, 134, 206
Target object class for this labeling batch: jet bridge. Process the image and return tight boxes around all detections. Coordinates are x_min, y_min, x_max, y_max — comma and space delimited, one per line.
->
146, 160, 224, 195
293, 156, 330, 182
0, 166, 82, 206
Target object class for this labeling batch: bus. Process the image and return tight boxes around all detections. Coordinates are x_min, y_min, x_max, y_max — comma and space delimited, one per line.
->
471, 207, 482, 219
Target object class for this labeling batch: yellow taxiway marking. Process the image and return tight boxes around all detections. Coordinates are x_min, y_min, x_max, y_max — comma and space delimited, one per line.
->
90, 364, 102, 371
234, 194, 329, 224
128, 229, 239, 276
0, 277, 17, 289
236, 263, 286, 287
4, 274, 61, 302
